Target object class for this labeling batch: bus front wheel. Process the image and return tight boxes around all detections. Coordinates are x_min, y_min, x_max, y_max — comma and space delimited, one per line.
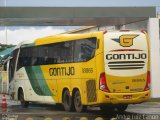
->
62, 90, 73, 111
19, 90, 29, 108
73, 90, 86, 112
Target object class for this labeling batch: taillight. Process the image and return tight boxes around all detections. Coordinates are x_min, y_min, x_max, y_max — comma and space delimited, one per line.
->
99, 72, 110, 92
144, 71, 151, 91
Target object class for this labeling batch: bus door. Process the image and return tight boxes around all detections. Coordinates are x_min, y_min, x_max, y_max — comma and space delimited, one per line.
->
8, 49, 19, 99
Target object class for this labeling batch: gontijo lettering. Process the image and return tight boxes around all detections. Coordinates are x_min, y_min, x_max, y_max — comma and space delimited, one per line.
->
49, 67, 75, 76
106, 53, 147, 60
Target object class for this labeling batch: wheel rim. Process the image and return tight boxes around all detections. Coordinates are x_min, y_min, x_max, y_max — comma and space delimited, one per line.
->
64, 93, 70, 107
74, 91, 82, 111
63, 91, 71, 111
75, 95, 81, 107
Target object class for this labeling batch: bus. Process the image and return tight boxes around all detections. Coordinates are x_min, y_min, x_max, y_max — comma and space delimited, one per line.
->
7, 30, 150, 113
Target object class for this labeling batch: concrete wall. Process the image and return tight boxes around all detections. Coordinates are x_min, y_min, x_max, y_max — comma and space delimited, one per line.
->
121, 19, 160, 98
125, 19, 160, 98
147, 18, 160, 98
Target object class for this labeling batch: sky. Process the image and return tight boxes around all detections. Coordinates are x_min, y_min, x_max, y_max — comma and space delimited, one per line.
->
0, 26, 81, 45
0, 0, 160, 45
0, 0, 160, 7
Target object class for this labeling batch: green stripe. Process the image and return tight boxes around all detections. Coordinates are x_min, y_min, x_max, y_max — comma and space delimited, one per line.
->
112, 38, 120, 43
33, 66, 53, 96
25, 66, 53, 96
25, 66, 43, 95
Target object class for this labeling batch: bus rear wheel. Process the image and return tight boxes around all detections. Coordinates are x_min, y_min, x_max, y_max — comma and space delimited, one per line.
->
19, 90, 29, 108
73, 90, 86, 112
62, 90, 73, 111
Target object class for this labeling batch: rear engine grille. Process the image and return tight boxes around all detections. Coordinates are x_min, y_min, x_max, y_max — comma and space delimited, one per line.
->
86, 80, 97, 102
108, 61, 145, 70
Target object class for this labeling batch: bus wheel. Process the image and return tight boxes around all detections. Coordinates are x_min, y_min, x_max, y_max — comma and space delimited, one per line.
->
62, 90, 73, 111
116, 104, 128, 112
19, 90, 29, 108
73, 90, 86, 112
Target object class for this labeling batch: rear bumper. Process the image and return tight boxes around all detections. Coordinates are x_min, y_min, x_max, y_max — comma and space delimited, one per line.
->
97, 90, 150, 104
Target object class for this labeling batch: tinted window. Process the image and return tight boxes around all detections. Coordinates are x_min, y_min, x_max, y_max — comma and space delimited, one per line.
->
9, 49, 19, 82
17, 37, 96, 70
45, 41, 73, 64
74, 37, 96, 62
17, 47, 32, 70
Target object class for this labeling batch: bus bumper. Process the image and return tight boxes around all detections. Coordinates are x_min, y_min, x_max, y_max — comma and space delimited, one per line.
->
98, 90, 150, 104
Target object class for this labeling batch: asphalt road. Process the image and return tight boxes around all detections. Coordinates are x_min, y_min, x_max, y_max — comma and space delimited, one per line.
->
1, 95, 160, 120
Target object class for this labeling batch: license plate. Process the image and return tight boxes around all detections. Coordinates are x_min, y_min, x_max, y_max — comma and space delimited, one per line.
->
123, 95, 132, 99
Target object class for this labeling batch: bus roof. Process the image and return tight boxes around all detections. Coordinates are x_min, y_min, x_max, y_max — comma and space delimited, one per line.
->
34, 31, 104, 46
17, 30, 144, 48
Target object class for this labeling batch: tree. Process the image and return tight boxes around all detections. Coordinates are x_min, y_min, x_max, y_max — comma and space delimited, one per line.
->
0, 44, 15, 52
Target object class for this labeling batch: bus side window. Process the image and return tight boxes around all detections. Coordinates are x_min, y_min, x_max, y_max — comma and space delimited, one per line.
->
17, 47, 32, 70
31, 47, 39, 66
60, 42, 73, 63
74, 37, 96, 62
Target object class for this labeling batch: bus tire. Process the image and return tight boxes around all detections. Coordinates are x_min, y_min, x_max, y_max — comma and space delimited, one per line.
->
116, 104, 128, 112
19, 90, 29, 108
62, 90, 73, 112
73, 90, 86, 113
